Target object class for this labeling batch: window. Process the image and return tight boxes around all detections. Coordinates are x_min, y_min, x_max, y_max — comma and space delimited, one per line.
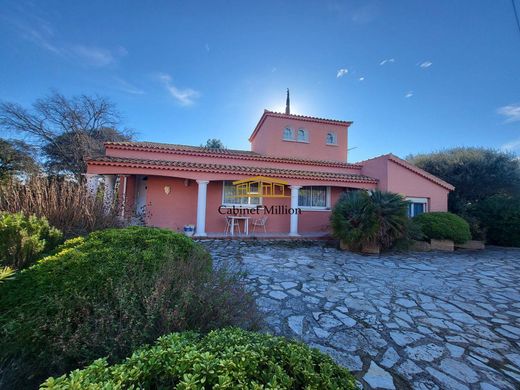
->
297, 128, 308, 142
222, 181, 261, 207
326, 132, 337, 145
406, 197, 428, 217
298, 186, 329, 209
283, 127, 293, 140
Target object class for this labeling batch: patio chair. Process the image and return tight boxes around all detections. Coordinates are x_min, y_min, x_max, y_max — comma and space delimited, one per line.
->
224, 216, 241, 235
251, 216, 268, 233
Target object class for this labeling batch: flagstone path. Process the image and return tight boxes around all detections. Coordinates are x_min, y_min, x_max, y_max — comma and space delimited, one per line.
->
200, 240, 520, 390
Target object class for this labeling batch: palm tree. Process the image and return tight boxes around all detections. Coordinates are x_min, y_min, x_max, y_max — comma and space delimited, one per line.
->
331, 190, 408, 251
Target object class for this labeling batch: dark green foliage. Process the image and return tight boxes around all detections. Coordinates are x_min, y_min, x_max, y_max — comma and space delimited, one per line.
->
203, 138, 226, 149
0, 138, 39, 180
331, 190, 409, 251
0, 212, 63, 269
41, 328, 357, 389
469, 195, 520, 247
413, 212, 471, 244
0, 227, 259, 387
408, 148, 520, 213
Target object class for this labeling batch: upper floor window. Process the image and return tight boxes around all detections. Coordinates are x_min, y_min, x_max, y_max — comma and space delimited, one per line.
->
326, 132, 337, 145
283, 127, 294, 140
297, 128, 308, 142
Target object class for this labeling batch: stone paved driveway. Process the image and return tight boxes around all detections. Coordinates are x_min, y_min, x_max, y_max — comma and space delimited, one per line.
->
201, 240, 520, 390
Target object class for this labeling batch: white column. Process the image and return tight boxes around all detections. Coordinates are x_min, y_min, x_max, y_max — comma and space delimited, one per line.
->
196, 180, 209, 236
85, 174, 100, 196
120, 175, 129, 217
103, 175, 116, 210
289, 185, 301, 236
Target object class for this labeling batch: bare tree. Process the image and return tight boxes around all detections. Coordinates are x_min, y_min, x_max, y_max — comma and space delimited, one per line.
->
0, 92, 131, 175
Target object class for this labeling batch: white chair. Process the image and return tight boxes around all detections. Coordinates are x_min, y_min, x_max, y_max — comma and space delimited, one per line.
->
224, 216, 241, 235
251, 216, 268, 233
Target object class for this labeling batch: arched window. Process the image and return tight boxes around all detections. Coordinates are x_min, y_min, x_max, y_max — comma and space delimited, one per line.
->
283, 127, 293, 140
297, 128, 308, 142
326, 132, 337, 145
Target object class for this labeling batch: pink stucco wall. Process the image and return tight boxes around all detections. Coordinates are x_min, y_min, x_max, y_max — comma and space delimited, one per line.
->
125, 177, 347, 234
387, 162, 449, 212
250, 115, 350, 162
361, 155, 450, 212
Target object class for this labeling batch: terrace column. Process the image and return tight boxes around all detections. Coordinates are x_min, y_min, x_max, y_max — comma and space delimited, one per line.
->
289, 185, 301, 236
103, 175, 116, 209
196, 180, 209, 237
120, 175, 129, 217
85, 173, 100, 196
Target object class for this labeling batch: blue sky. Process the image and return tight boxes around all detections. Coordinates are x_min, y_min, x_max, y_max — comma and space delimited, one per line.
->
1, 0, 519, 162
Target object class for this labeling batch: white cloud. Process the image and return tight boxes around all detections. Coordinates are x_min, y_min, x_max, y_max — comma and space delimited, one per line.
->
205, 43, 210, 52
405, 91, 414, 98
501, 137, 520, 152
497, 104, 520, 123
379, 58, 395, 66
71, 45, 118, 67
419, 61, 432, 68
336, 68, 348, 78
359, 77, 365, 81
114, 77, 145, 95
11, 16, 126, 68
158, 73, 200, 106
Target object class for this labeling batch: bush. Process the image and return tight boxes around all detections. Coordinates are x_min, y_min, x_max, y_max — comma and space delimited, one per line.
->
413, 212, 471, 244
331, 190, 409, 251
470, 195, 520, 247
0, 212, 63, 269
0, 267, 15, 284
0, 176, 122, 238
0, 227, 260, 388
41, 328, 357, 389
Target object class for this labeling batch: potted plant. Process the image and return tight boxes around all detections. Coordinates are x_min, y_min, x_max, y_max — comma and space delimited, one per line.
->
331, 190, 409, 254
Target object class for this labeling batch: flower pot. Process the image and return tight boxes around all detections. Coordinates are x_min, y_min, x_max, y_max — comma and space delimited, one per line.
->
410, 240, 431, 251
361, 242, 380, 255
430, 239, 454, 251
455, 240, 485, 250
183, 224, 195, 237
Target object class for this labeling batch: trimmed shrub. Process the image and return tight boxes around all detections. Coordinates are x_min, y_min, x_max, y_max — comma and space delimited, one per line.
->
331, 190, 409, 251
470, 195, 520, 247
0, 227, 260, 388
413, 212, 471, 244
41, 328, 357, 389
0, 212, 63, 269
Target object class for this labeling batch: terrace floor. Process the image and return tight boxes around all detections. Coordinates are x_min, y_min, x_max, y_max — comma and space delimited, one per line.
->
200, 240, 520, 390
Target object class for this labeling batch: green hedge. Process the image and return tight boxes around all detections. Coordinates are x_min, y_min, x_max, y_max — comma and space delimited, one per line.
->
470, 195, 520, 247
0, 227, 259, 387
41, 328, 357, 389
413, 212, 471, 244
0, 212, 63, 269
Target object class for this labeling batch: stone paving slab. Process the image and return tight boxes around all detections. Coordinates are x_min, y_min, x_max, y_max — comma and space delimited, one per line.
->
200, 240, 520, 390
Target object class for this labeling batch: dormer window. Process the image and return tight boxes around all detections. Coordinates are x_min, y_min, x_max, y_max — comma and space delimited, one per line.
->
297, 129, 308, 142
326, 132, 337, 145
283, 127, 294, 140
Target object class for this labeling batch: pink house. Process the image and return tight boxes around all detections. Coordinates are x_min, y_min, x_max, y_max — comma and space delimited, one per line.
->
86, 99, 454, 238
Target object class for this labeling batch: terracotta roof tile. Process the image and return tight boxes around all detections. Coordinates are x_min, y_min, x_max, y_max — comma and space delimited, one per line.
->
105, 141, 363, 169
89, 156, 377, 184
